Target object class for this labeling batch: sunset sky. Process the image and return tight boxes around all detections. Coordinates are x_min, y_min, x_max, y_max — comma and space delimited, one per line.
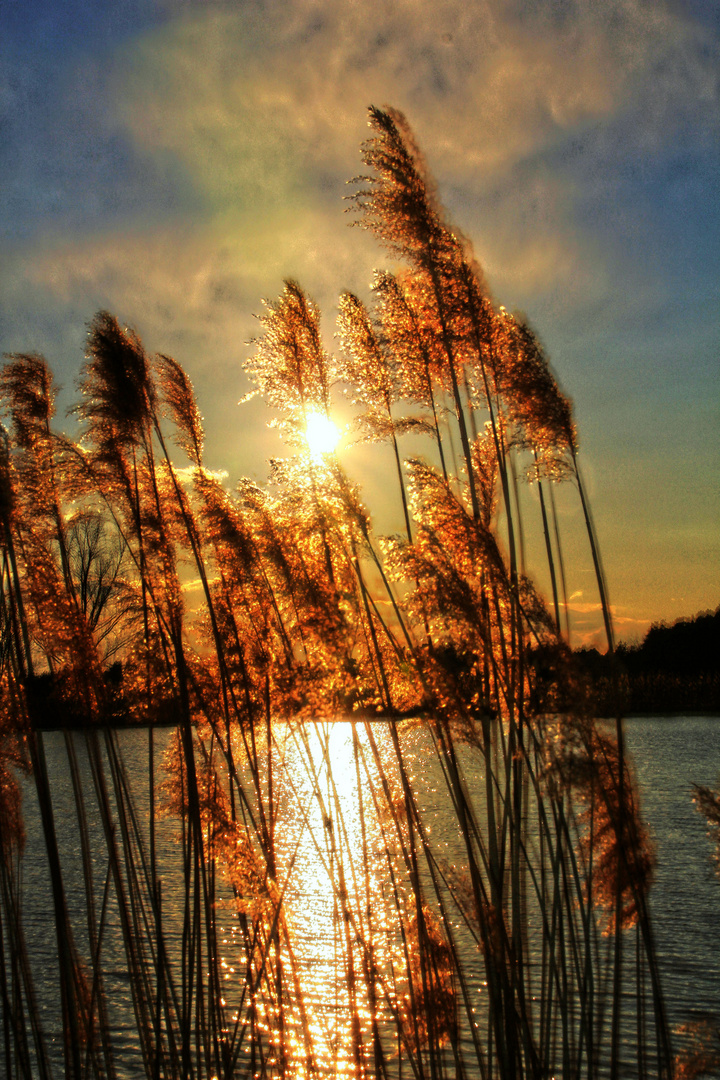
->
2, 0, 718, 646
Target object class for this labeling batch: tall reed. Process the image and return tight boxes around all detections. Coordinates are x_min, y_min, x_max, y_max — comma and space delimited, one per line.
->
0, 106, 676, 1079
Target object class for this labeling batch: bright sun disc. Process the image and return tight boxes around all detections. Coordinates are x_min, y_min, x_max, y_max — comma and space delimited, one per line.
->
305, 412, 340, 458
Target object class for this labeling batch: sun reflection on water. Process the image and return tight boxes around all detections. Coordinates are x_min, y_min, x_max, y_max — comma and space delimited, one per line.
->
273, 721, 394, 1078
212, 718, 446, 1077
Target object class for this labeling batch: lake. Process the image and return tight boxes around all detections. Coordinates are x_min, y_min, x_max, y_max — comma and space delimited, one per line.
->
11, 715, 720, 1078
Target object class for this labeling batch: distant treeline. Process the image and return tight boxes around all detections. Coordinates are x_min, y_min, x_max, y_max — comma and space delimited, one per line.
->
574, 606, 720, 715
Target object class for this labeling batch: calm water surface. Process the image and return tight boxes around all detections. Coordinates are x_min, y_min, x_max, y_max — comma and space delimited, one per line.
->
622, 717, 720, 1024
13, 715, 720, 1077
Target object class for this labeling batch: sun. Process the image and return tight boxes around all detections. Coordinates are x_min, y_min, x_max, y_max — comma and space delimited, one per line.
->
305, 412, 340, 459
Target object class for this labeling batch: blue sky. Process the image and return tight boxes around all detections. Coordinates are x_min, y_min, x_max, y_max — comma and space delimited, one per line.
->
1, 0, 718, 644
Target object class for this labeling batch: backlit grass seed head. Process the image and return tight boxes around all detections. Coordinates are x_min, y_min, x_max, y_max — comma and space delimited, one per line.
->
195, 470, 258, 579
156, 353, 204, 466
454, 253, 496, 353
406, 458, 507, 584
236, 476, 303, 586
0, 353, 55, 450
0, 356, 62, 520
374, 269, 454, 403
79, 311, 156, 449
352, 107, 459, 276
336, 292, 398, 436
389, 530, 478, 635
20, 527, 99, 668
337, 292, 390, 392
353, 109, 499, 432
518, 575, 559, 643
246, 280, 332, 438
494, 310, 576, 458
470, 427, 499, 528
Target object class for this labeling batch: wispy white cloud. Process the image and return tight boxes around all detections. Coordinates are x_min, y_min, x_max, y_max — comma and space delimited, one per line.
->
15, 0, 716, 383
117, 0, 718, 194
76, 0, 710, 350
10, 0, 716, 346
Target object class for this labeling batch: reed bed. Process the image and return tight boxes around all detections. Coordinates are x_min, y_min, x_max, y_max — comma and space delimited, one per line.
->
0, 106, 677, 1079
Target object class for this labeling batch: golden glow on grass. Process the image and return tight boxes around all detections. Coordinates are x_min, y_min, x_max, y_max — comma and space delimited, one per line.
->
305, 412, 340, 458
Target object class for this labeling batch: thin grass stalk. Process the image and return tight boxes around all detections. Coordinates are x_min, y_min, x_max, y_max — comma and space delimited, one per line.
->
570, 449, 613, 657
633, 890, 674, 1078
510, 685, 528, 1071
354, 721, 431, 1074
125, 444, 163, 1049
431, 691, 569, 1071
507, 450, 526, 578
151, 423, 235, 730
553, 804, 572, 1079
85, 730, 157, 1076
0, 840, 52, 1080
0, 885, 15, 1080
636, 922, 648, 1080
536, 471, 562, 636
351, 725, 392, 1080
426, 276, 481, 521
197, 592, 270, 844
139, 426, 219, 1072
560, 806, 584, 1074
568, 446, 628, 1080
83, 862, 116, 1080
424, 718, 515, 1076
548, 481, 571, 641
102, 730, 188, 1076
150, 875, 164, 1080
427, 866, 488, 1079
126, 443, 209, 1067
102, 734, 158, 995
269, 726, 364, 1070
391, 751, 485, 1077
442, 398, 461, 492
379, 271, 450, 483
64, 731, 117, 1078
0, 588, 37, 1080
24, 726, 83, 1079
544, 792, 597, 1080
362, 734, 431, 1071
328, 809, 364, 1072
507, 744, 573, 1073
584, 780, 597, 1080
390, 427, 414, 546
